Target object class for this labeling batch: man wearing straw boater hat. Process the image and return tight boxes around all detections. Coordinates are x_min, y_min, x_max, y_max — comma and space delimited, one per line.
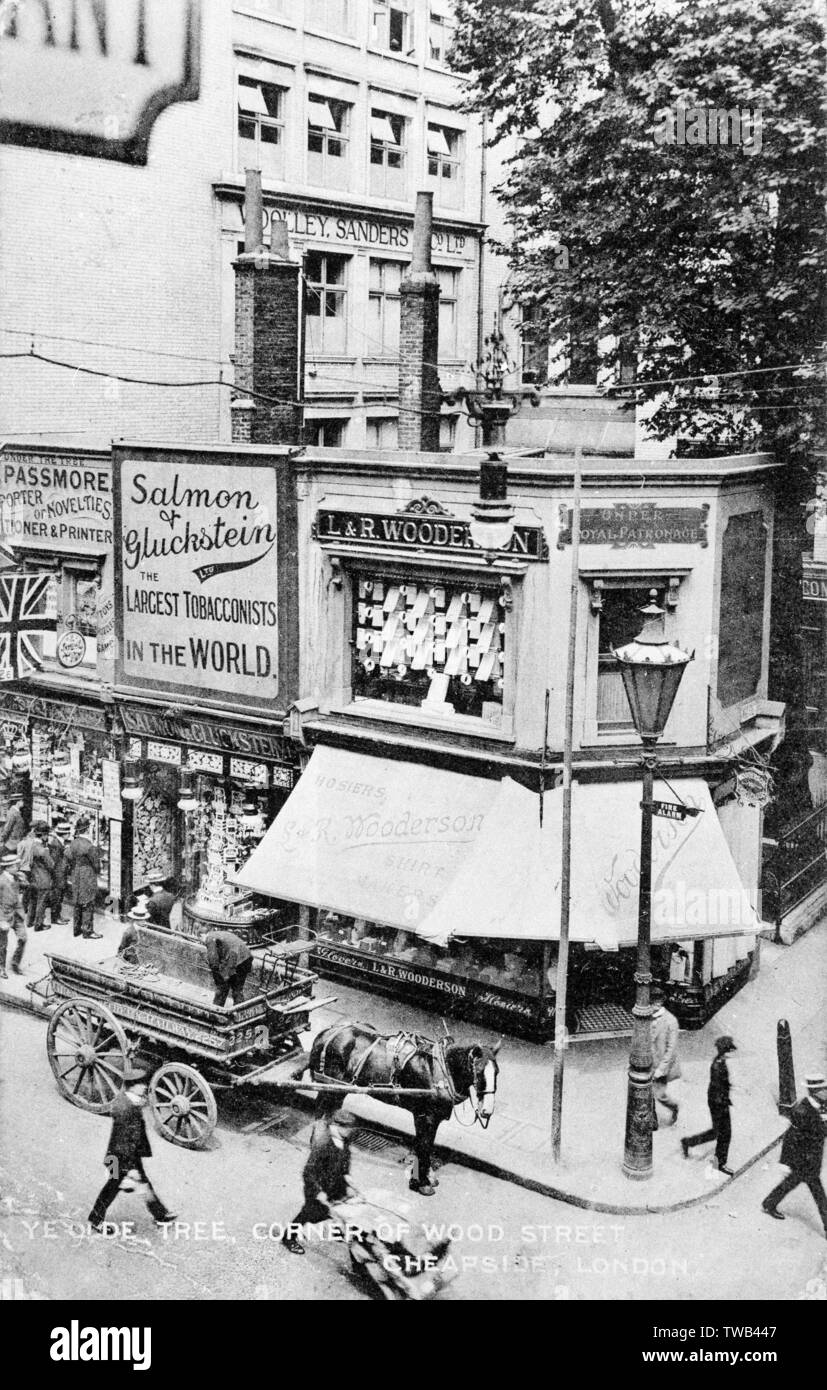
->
87, 1063, 177, 1233
762, 1070, 827, 1237
0, 848, 27, 978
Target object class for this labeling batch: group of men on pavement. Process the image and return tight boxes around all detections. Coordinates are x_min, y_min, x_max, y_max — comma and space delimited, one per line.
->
651, 987, 827, 1238
0, 801, 103, 978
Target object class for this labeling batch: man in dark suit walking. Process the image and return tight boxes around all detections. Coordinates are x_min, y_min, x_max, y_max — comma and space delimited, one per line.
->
65, 817, 102, 939
282, 1110, 357, 1255
26, 822, 54, 932
762, 1071, 827, 1236
681, 1035, 737, 1175
205, 928, 253, 1006
87, 1065, 177, 1232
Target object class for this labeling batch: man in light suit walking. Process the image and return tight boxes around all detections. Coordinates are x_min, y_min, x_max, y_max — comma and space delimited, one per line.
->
650, 986, 681, 1127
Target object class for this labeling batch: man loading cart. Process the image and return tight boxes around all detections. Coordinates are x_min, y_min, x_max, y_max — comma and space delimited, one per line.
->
204, 928, 253, 1007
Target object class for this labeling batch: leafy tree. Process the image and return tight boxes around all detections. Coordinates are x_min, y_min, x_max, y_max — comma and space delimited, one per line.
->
451, 0, 826, 720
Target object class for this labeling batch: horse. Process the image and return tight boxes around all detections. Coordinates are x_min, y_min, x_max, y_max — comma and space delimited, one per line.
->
307, 1021, 501, 1195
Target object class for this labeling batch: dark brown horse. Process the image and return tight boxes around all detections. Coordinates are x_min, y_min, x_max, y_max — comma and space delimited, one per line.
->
308, 1021, 501, 1195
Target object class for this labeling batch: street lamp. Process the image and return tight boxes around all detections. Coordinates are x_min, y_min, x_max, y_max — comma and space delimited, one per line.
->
614, 591, 692, 1179
469, 454, 515, 560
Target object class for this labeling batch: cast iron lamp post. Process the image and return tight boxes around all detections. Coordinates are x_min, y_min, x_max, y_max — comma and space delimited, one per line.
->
614, 592, 692, 1179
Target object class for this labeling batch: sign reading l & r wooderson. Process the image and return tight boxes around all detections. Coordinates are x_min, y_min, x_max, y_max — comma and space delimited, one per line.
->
0, 0, 201, 165
113, 453, 279, 709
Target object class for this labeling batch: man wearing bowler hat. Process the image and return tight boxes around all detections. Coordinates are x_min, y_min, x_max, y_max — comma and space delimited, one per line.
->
87, 1064, 177, 1232
282, 1109, 358, 1255
681, 1035, 737, 1175
762, 1071, 827, 1237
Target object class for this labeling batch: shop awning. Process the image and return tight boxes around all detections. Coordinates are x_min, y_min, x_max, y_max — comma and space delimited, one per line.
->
415, 777, 759, 950
232, 745, 501, 930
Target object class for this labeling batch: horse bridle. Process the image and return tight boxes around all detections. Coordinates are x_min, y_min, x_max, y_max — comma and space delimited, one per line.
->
435, 1039, 498, 1128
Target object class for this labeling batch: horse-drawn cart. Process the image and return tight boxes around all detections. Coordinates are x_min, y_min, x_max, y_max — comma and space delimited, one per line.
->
43, 926, 330, 1148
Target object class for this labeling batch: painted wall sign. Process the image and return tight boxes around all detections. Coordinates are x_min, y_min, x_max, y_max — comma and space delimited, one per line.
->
114, 455, 280, 710
0, 0, 201, 165
256, 205, 467, 256
0, 449, 112, 554
121, 704, 292, 764
315, 504, 547, 562
557, 503, 709, 549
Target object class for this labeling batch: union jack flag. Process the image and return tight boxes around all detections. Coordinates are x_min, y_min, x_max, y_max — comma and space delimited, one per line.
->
0, 574, 57, 680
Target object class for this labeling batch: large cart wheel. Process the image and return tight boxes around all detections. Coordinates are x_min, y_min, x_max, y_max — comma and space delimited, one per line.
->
47, 998, 129, 1113
148, 1063, 217, 1149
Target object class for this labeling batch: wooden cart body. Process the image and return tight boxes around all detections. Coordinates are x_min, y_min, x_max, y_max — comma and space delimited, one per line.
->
45, 927, 322, 1148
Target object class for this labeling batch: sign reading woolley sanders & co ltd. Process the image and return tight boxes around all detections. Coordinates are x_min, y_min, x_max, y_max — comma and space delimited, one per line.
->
113, 452, 279, 710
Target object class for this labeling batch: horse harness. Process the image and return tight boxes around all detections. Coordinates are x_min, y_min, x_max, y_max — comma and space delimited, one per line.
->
316, 1025, 446, 1098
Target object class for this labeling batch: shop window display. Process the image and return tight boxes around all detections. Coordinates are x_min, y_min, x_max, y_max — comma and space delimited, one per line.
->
132, 762, 177, 890
352, 575, 505, 721
180, 776, 292, 939
314, 912, 541, 995
29, 723, 110, 887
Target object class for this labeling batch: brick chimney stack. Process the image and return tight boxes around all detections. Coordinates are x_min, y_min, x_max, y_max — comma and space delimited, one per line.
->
398, 192, 441, 451
231, 169, 303, 446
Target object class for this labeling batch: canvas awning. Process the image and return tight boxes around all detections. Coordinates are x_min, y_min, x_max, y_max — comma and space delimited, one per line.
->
233, 745, 500, 931
415, 777, 759, 951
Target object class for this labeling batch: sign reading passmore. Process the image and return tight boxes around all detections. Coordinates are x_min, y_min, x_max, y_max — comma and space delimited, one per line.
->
0, 449, 112, 554
316, 504, 547, 562
557, 503, 709, 549
0, 0, 201, 165
114, 454, 280, 710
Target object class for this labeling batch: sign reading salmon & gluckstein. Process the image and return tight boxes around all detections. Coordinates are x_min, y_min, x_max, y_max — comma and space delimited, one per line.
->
113, 450, 280, 710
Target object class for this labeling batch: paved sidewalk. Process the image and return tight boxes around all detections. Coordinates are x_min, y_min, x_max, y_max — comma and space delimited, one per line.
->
3, 911, 825, 1213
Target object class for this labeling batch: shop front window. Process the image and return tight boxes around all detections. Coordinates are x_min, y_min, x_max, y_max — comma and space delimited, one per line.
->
182, 776, 271, 913
596, 584, 665, 733
237, 75, 286, 180
22, 556, 101, 670
305, 251, 349, 355
314, 913, 542, 995
369, 109, 406, 200
352, 573, 505, 722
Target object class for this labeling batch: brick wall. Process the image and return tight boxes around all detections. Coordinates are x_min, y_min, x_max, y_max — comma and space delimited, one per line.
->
233, 257, 303, 446
399, 279, 441, 451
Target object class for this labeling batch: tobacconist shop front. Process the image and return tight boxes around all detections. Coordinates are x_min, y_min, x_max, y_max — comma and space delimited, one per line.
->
119, 704, 297, 942
235, 745, 759, 1041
